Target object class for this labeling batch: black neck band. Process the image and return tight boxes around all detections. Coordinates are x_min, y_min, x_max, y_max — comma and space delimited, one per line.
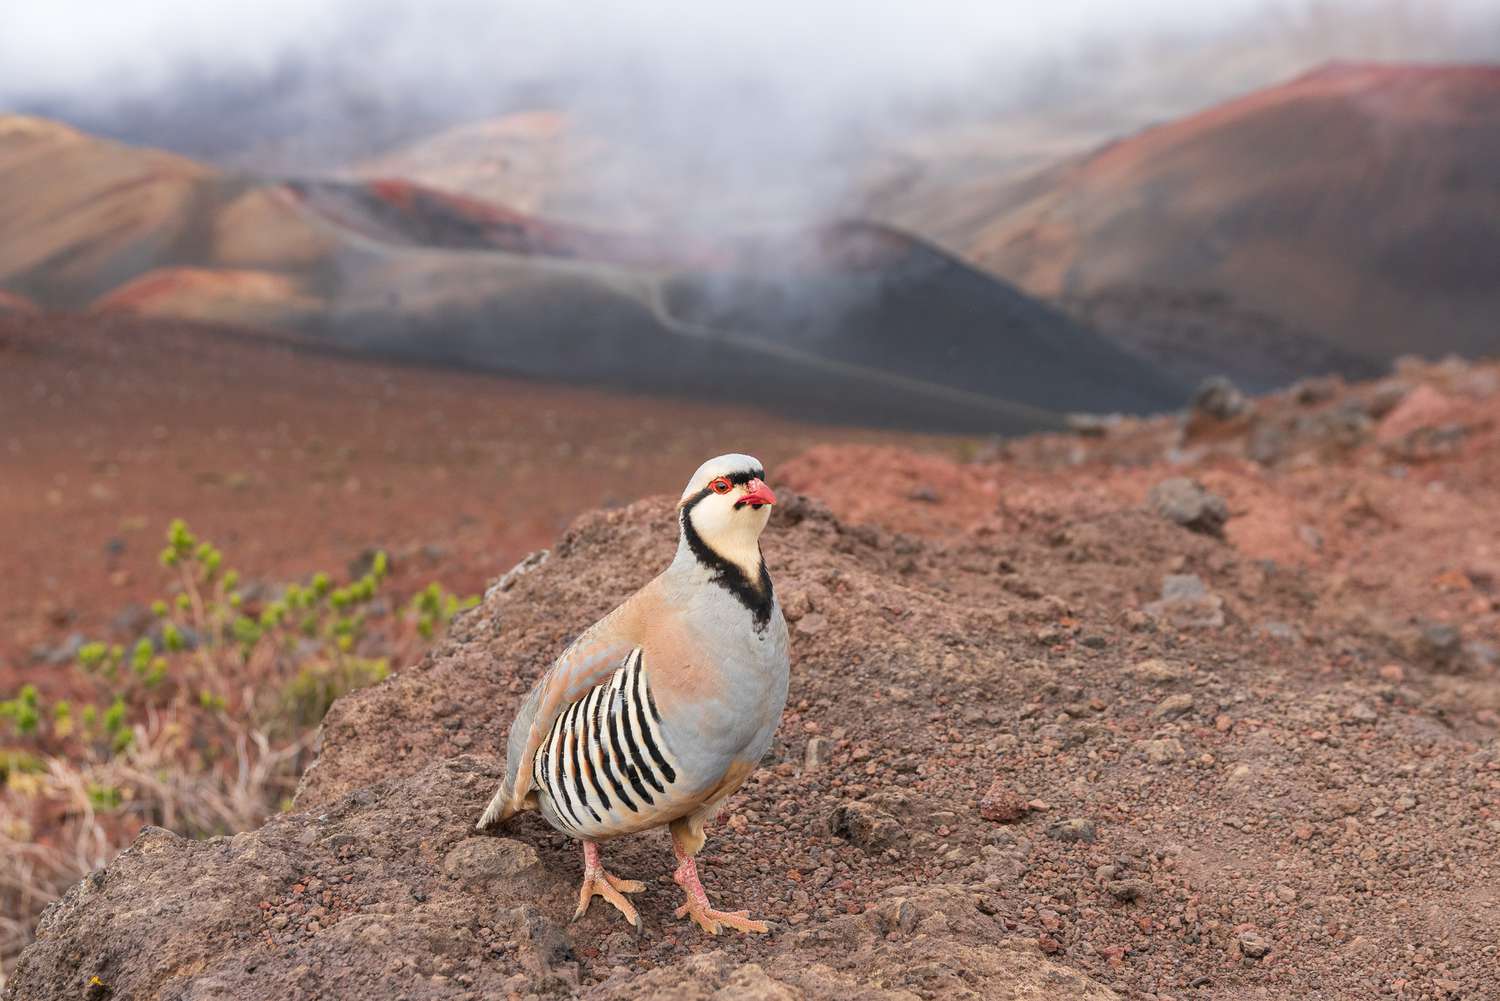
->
680, 494, 774, 630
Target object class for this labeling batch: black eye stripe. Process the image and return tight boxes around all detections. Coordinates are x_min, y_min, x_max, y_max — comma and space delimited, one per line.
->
682, 468, 766, 511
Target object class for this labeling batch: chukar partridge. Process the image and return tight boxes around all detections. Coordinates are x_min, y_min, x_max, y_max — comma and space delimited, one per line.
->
478, 454, 790, 934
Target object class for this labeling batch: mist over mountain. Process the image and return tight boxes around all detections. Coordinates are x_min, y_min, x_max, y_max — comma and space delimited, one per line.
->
3, 0, 1498, 406
6, 1, 1498, 231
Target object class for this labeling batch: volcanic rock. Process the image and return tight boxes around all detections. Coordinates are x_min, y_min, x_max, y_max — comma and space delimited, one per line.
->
1148, 478, 1229, 538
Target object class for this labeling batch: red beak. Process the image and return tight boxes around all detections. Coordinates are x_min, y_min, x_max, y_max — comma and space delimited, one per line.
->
739, 478, 777, 509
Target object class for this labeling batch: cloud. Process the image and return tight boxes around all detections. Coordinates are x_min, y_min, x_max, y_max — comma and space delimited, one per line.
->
4, 0, 1496, 229
13, 0, 1493, 110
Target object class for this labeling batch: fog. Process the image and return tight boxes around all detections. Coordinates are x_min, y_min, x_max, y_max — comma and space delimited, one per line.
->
3, 0, 1497, 227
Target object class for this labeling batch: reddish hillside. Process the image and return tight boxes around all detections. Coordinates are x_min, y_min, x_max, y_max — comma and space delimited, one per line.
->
945, 63, 1500, 365
0, 290, 36, 314
0, 117, 1189, 430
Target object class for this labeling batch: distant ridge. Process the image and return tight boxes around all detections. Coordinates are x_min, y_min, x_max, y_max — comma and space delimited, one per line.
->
870, 62, 1500, 379
0, 116, 1188, 431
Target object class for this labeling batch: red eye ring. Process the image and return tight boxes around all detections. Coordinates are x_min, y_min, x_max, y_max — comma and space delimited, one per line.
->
710, 478, 732, 495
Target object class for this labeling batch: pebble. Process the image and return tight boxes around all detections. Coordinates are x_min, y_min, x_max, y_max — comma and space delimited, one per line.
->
803, 737, 833, 772
1131, 658, 1186, 683
1148, 478, 1229, 538
1192, 376, 1249, 421
1144, 575, 1225, 629
978, 778, 1029, 823
442, 838, 539, 881
1153, 694, 1195, 719
1142, 738, 1186, 764
1238, 929, 1272, 959
795, 613, 828, 635
1046, 818, 1097, 843
827, 801, 907, 853
1106, 878, 1151, 902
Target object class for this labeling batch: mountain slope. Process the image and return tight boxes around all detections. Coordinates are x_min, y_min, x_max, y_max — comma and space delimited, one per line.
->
904, 64, 1500, 366
0, 117, 1188, 430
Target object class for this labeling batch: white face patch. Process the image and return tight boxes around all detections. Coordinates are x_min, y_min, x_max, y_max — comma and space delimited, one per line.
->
679, 453, 772, 579
685, 487, 772, 578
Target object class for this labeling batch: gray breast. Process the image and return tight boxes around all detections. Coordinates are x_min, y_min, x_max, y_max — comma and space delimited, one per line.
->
658, 596, 790, 782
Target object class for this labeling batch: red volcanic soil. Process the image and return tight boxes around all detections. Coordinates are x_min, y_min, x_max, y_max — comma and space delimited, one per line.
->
13, 354, 1500, 1000
290, 177, 927, 276
0, 311, 943, 680
0, 290, 38, 314
309, 176, 722, 269
89, 267, 320, 322
783, 359, 1500, 667
961, 62, 1500, 362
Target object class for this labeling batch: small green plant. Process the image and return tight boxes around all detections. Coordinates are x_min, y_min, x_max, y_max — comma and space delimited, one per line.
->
3, 519, 477, 758
2, 519, 480, 976
408, 582, 481, 639
85, 783, 124, 813
280, 657, 391, 728
0, 748, 44, 782
0, 686, 40, 736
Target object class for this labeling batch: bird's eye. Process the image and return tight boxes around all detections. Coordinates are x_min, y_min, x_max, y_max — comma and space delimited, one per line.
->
710, 478, 732, 495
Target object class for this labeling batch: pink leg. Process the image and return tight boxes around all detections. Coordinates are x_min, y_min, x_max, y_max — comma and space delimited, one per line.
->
671, 827, 768, 934
574, 840, 645, 927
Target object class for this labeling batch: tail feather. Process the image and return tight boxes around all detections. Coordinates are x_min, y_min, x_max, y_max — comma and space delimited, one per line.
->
477, 781, 515, 829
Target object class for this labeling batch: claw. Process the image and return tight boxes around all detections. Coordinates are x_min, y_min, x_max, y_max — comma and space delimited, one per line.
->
574, 842, 643, 927
671, 850, 767, 935
673, 901, 769, 935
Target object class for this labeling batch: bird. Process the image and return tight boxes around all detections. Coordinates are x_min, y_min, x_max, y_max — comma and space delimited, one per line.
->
477, 453, 790, 934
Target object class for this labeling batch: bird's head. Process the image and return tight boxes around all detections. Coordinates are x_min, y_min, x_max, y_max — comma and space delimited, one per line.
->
677, 453, 776, 578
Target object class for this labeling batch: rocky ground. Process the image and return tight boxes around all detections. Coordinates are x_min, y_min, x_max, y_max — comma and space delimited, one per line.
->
7, 358, 1500, 1000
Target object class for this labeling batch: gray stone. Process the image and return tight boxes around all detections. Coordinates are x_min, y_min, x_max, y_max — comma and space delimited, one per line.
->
1415, 622, 1464, 671
1046, 818, 1097, 843
1161, 575, 1208, 601
1148, 478, 1229, 538
1142, 738, 1186, 764
1191, 377, 1249, 421
803, 736, 833, 772
442, 837, 540, 882
1238, 929, 1272, 959
1144, 575, 1225, 630
1153, 694, 1195, 720
1106, 879, 1150, 902
827, 801, 908, 853
1129, 658, 1186, 683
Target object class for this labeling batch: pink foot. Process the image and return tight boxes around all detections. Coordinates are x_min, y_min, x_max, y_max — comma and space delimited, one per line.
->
671, 852, 768, 935
574, 841, 645, 927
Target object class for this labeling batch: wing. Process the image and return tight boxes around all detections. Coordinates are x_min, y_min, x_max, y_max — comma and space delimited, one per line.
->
481, 617, 639, 825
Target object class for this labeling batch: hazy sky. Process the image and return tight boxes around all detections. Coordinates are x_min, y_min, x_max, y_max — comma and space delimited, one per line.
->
1, 2, 1258, 95
5, 0, 1492, 104
3, 0, 1495, 225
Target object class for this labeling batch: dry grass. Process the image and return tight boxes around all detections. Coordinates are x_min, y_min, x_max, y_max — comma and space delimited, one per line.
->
0, 717, 312, 984
0, 521, 475, 983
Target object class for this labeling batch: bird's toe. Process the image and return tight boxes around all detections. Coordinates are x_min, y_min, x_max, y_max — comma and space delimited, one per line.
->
606, 874, 646, 894
576, 870, 643, 927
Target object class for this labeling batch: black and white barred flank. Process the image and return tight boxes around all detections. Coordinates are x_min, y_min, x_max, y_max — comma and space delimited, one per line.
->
531, 648, 681, 839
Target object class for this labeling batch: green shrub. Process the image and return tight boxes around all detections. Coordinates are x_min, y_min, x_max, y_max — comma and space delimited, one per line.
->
2, 519, 477, 759
0, 748, 44, 781
86, 783, 124, 812
0, 519, 478, 977
279, 657, 391, 729
0, 686, 40, 736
